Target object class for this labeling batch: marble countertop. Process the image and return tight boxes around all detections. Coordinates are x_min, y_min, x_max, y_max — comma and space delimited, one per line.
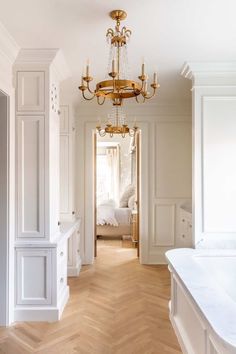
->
166, 248, 236, 351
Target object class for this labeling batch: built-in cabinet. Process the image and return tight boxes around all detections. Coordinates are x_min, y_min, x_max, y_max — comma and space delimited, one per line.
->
59, 104, 81, 276
59, 105, 75, 221
14, 49, 75, 322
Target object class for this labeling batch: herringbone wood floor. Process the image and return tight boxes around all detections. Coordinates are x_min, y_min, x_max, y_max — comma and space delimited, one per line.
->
0, 239, 182, 354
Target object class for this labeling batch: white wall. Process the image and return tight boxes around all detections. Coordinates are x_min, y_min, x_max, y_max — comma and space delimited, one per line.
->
74, 102, 192, 264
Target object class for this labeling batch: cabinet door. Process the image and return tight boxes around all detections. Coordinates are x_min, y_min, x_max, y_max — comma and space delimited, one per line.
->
17, 116, 45, 238
16, 249, 52, 305
17, 71, 45, 112
60, 105, 69, 133
60, 135, 70, 214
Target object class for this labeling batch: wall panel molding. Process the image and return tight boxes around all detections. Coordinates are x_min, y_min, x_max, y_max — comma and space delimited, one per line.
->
152, 202, 175, 247
17, 115, 45, 239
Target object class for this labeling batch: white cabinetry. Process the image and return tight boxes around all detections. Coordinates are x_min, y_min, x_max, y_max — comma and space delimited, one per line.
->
179, 208, 192, 247
59, 105, 76, 222
67, 222, 82, 276
14, 49, 70, 322
59, 105, 81, 276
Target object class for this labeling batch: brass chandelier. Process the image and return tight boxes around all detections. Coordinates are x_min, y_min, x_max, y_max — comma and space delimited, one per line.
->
78, 9, 160, 137
96, 105, 139, 138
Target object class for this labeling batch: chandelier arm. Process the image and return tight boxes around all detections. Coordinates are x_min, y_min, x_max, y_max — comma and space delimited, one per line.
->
82, 90, 95, 101
143, 87, 157, 100
87, 82, 96, 95
97, 96, 106, 105
135, 95, 146, 104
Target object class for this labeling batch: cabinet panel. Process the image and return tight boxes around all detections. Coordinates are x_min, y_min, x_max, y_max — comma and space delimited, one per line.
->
60, 135, 70, 213
16, 249, 52, 305
60, 105, 69, 133
17, 116, 45, 238
17, 71, 45, 112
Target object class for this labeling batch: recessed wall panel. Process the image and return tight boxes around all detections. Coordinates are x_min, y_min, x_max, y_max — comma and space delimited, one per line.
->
153, 204, 175, 246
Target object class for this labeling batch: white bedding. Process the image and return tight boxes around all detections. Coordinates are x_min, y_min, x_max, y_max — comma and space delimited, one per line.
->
114, 208, 132, 225
97, 201, 131, 227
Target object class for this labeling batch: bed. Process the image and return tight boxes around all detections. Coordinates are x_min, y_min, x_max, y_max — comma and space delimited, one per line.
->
96, 205, 132, 237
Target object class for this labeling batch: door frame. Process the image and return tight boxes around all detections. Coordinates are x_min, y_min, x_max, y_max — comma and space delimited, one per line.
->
83, 121, 149, 264
0, 90, 11, 325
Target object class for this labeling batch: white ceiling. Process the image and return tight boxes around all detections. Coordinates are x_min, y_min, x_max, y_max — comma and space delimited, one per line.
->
1, 0, 236, 107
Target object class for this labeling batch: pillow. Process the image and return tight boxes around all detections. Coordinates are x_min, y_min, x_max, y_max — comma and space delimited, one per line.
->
97, 205, 118, 226
128, 195, 136, 209
119, 184, 135, 208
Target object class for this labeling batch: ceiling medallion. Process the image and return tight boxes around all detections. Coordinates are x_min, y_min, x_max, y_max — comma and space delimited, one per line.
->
78, 9, 160, 107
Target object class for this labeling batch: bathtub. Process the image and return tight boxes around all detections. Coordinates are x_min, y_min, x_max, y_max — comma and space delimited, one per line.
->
166, 249, 236, 354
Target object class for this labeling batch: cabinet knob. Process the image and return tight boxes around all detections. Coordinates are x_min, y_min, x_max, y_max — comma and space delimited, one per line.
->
72, 211, 75, 215
58, 221, 61, 226
58, 110, 61, 115
182, 219, 185, 222
60, 277, 64, 283
182, 234, 185, 238
189, 224, 192, 228
77, 249, 80, 254
60, 251, 64, 257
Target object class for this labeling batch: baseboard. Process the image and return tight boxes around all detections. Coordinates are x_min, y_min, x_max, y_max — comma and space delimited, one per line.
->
58, 285, 70, 318
147, 253, 168, 264
14, 286, 70, 322
67, 259, 82, 277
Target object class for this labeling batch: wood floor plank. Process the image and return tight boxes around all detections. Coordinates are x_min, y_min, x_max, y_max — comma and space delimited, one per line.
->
0, 239, 182, 354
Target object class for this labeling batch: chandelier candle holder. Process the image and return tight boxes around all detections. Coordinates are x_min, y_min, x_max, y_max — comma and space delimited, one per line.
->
78, 9, 160, 106
96, 106, 139, 138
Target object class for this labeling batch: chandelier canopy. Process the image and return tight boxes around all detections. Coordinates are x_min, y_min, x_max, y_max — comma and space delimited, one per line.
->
78, 9, 160, 107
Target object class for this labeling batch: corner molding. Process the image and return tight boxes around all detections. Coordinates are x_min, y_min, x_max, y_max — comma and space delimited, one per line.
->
15, 48, 71, 82
0, 22, 19, 65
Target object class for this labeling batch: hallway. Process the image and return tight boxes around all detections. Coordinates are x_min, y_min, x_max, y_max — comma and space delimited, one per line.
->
0, 240, 181, 354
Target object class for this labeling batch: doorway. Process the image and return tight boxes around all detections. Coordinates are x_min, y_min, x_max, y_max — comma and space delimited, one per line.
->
0, 90, 9, 325
94, 131, 140, 258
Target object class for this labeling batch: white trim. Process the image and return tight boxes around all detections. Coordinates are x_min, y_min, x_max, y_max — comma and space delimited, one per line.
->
0, 21, 19, 326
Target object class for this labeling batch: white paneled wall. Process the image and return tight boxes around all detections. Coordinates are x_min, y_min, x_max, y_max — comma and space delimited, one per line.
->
75, 104, 192, 264
182, 62, 236, 248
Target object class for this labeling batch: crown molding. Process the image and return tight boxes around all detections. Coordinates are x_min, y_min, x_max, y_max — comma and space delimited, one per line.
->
181, 62, 236, 87
0, 22, 19, 65
15, 48, 71, 82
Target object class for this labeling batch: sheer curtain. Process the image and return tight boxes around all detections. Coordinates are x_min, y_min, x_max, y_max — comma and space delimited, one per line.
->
96, 145, 120, 205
